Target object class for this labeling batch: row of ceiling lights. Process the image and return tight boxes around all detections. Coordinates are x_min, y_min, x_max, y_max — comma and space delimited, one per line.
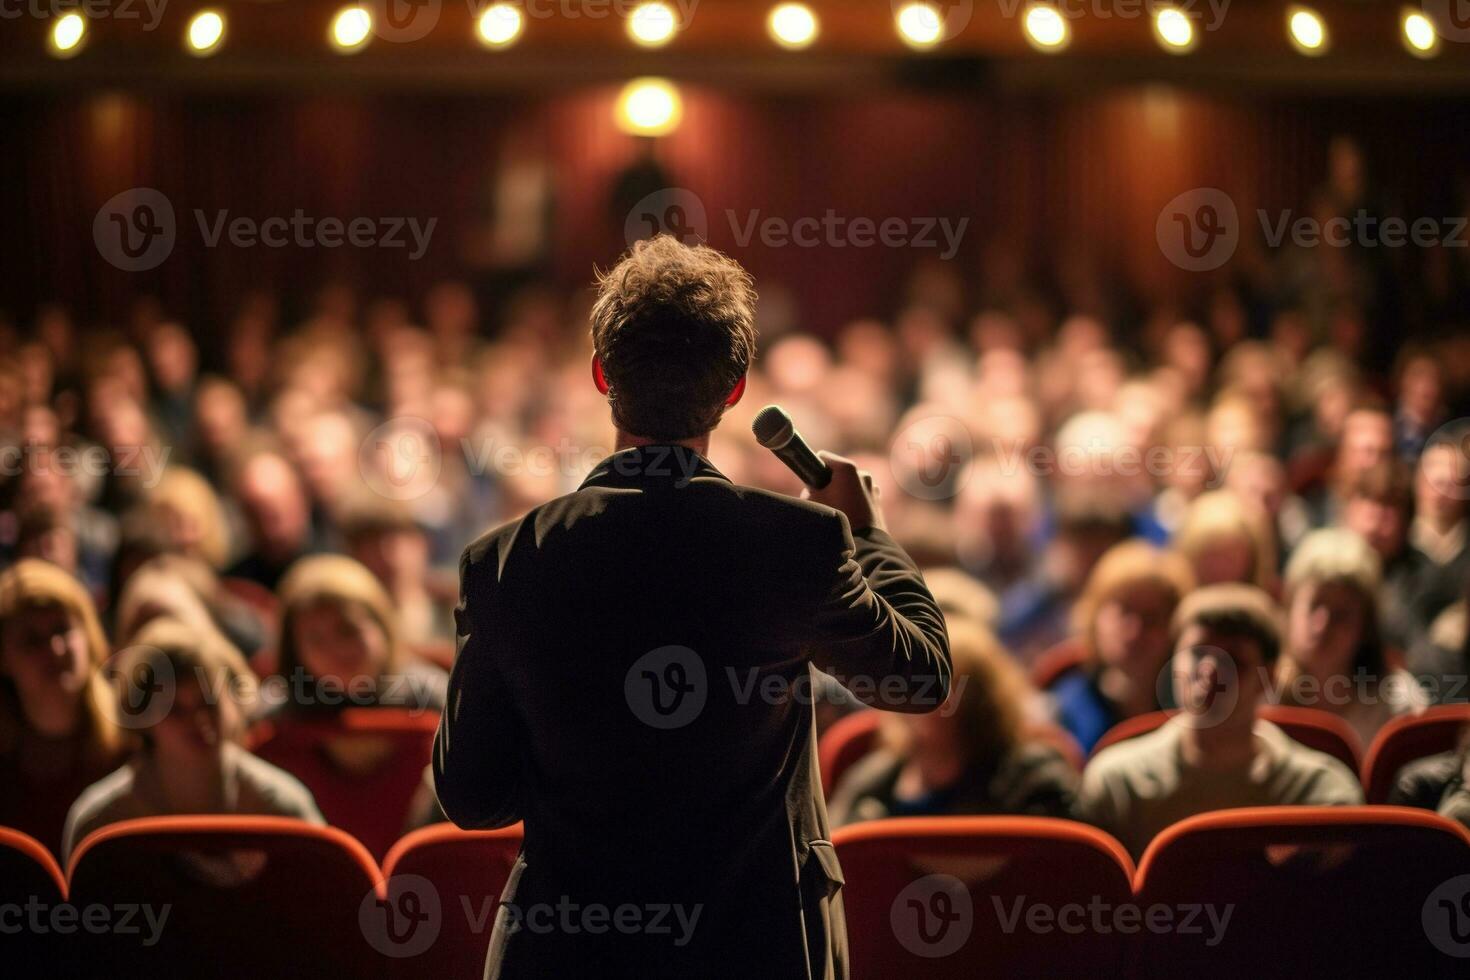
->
45, 3, 1447, 60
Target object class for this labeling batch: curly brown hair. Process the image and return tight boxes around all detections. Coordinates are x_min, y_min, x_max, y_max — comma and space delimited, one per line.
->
590, 236, 757, 440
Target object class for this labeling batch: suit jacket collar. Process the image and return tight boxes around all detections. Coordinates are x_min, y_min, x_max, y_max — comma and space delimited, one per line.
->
579, 445, 729, 491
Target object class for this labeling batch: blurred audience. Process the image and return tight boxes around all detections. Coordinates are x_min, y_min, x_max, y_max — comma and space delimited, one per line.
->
61, 617, 323, 864
1081, 585, 1362, 858
829, 620, 1077, 825
1, 226, 1469, 856
1274, 528, 1426, 746
1048, 540, 1194, 752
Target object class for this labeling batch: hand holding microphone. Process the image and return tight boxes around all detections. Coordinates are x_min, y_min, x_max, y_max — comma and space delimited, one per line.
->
752, 405, 884, 533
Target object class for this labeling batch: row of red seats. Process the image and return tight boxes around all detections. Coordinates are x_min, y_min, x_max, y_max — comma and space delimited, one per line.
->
4, 807, 1467, 978
820, 702, 1470, 804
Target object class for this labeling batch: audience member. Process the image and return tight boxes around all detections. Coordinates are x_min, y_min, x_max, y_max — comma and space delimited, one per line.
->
1274, 528, 1426, 746
61, 617, 322, 864
1049, 540, 1195, 752
1081, 584, 1362, 859
829, 621, 1077, 825
0, 559, 128, 856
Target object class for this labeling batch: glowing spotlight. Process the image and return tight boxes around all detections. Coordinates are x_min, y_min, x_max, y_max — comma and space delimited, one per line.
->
1401, 8, 1439, 58
616, 78, 683, 137
1287, 6, 1327, 55
768, 3, 818, 49
477, 3, 524, 47
330, 5, 373, 52
1022, 3, 1070, 51
49, 12, 86, 58
186, 10, 226, 56
1152, 6, 1195, 53
628, 2, 678, 47
895, 2, 944, 48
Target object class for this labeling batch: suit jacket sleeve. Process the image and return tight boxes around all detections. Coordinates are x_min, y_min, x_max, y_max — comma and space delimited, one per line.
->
805, 515, 951, 713
433, 547, 523, 829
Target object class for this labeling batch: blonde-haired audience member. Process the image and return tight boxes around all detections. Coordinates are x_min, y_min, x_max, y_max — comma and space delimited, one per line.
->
272, 554, 446, 719
61, 618, 323, 864
0, 560, 129, 856
1050, 540, 1195, 752
1275, 528, 1426, 748
148, 466, 232, 570
828, 620, 1077, 826
1174, 490, 1277, 594
1082, 584, 1362, 859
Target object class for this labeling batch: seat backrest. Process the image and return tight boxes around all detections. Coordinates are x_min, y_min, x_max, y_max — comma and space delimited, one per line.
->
1089, 709, 1173, 759
1361, 704, 1470, 803
1030, 637, 1090, 691
833, 816, 1134, 979
377, 824, 524, 977
0, 827, 70, 974
67, 815, 384, 976
1133, 806, 1470, 979
250, 708, 440, 858
819, 710, 883, 798
1092, 708, 1363, 774
1257, 704, 1363, 773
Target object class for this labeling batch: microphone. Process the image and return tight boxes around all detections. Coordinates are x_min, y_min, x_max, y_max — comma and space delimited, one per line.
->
752, 405, 832, 489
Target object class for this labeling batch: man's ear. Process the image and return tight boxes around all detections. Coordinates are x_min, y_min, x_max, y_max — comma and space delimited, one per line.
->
591, 354, 610, 395
725, 374, 747, 407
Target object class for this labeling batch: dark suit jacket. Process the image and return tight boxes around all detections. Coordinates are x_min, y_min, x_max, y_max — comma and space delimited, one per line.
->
434, 445, 951, 979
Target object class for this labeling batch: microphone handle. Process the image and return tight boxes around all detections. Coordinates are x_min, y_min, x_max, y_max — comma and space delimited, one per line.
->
777, 437, 833, 489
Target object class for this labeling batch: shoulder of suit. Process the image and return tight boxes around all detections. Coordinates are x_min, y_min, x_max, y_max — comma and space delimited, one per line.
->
458, 483, 847, 568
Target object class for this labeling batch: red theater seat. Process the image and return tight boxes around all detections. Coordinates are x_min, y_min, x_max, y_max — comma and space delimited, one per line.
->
1132, 806, 1470, 979
1030, 637, 1089, 691
1361, 704, 1470, 804
379, 824, 524, 978
819, 711, 1084, 802
66, 815, 384, 976
0, 827, 70, 975
1255, 705, 1362, 772
250, 708, 439, 858
1091, 707, 1362, 774
833, 816, 1135, 979
819, 710, 883, 797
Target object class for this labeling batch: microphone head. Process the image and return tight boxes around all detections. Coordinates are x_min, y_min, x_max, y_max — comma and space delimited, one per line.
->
751, 405, 795, 450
